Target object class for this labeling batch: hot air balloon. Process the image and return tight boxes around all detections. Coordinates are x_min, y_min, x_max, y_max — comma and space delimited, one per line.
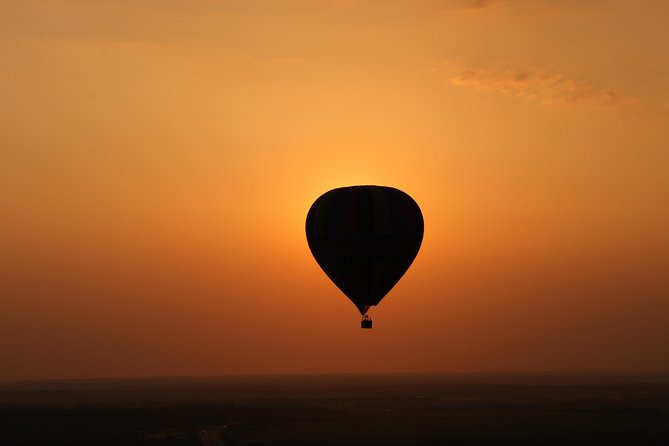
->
305, 186, 424, 329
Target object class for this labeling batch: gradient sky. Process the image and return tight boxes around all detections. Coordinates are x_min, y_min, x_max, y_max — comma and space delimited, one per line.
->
1, 0, 668, 381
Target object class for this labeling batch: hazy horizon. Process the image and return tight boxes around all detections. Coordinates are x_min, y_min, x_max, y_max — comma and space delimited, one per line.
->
6, 369, 669, 386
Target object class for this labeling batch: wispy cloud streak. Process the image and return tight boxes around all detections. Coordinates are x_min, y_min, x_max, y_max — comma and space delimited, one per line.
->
449, 66, 636, 106
467, 0, 505, 9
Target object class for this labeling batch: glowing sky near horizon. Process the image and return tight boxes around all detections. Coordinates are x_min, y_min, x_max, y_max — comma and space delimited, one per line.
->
1, 0, 668, 380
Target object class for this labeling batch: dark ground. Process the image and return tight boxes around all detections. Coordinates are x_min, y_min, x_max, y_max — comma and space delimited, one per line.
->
1, 373, 668, 445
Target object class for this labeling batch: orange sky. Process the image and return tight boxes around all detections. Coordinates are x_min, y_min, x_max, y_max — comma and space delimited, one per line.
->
1, 0, 668, 380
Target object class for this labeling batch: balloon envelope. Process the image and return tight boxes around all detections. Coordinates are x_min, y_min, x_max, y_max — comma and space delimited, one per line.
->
305, 185, 424, 315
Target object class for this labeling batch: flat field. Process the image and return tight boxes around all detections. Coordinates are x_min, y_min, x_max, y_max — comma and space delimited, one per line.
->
1, 373, 668, 445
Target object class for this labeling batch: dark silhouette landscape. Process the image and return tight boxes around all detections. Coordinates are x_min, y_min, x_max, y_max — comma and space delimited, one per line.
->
2, 373, 668, 445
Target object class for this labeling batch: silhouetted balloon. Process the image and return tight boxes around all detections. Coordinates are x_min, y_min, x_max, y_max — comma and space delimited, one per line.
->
306, 185, 424, 318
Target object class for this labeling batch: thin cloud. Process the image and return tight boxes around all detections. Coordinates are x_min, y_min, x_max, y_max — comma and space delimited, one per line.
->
449, 66, 636, 106
467, 0, 505, 9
